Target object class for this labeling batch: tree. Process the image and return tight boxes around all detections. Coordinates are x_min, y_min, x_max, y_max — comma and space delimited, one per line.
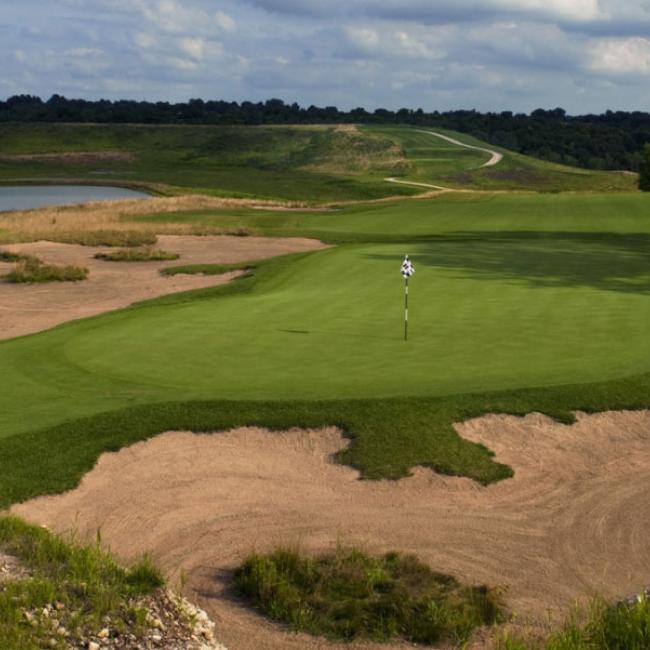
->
639, 144, 650, 191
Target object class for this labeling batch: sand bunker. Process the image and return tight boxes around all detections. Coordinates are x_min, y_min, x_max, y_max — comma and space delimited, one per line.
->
0, 234, 326, 340
12, 410, 650, 649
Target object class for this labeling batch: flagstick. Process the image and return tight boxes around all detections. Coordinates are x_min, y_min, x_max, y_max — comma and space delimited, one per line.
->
404, 276, 409, 341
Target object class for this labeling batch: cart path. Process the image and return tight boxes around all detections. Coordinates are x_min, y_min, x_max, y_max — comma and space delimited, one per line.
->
419, 129, 504, 167
385, 129, 504, 191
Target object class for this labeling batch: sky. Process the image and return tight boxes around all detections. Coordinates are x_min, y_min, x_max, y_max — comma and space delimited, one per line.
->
1, 0, 650, 114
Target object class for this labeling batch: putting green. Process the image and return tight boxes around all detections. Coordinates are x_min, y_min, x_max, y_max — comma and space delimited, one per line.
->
2, 217, 650, 438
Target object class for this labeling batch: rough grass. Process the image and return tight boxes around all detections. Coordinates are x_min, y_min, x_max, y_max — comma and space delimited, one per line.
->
234, 547, 504, 644
498, 596, 650, 649
160, 260, 254, 276
0, 123, 418, 202
0, 516, 163, 650
5, 256, 88, 283
95, 248, 179, 262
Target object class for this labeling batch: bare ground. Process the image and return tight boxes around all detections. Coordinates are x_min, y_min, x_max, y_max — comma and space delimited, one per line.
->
12, 410, 650, 649
0, 234, 327, 340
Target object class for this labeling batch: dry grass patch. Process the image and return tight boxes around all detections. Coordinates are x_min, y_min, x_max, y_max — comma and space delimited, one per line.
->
96, 248, 180, 262
0, 195, 299, 245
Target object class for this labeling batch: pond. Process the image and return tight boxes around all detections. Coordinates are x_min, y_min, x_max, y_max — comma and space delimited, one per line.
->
0, 185, 150, 212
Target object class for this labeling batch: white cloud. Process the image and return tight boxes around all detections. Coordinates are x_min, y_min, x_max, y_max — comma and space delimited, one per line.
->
346, 27, 380, 49
178, 36, 206, 60
65, 47, 103, 57
590, 37, 650, 73
134, 31, 155, 49
345, 25, 445, 61
215, 10, 235, 32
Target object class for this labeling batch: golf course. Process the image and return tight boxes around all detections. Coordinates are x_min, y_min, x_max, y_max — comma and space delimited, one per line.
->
1, 123, 649, 648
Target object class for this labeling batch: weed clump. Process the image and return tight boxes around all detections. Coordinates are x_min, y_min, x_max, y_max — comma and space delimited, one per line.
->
234, 548, 504, 645
0, 516, 164, 649
0, 250, 23, 262
5, 256, 87, 283
95, 248, 179, 262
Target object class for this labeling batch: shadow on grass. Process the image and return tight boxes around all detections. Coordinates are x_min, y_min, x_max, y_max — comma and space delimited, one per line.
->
367, 231, 650, 295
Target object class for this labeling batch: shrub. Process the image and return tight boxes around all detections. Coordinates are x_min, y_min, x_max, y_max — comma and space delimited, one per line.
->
234, 548, 505, 645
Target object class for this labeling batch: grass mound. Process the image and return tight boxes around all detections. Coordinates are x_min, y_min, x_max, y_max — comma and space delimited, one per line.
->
55, 230, 157, 248
5, 256, 88, 283
160, 260, 255, 276
234, 548, 504, 645
6, 256, 87, 283
499, 595, 650, 649
95, 248, 179, 262
0, 516, 163, 649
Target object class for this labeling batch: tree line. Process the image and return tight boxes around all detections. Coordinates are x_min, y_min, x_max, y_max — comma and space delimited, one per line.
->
1, 94, 649, 175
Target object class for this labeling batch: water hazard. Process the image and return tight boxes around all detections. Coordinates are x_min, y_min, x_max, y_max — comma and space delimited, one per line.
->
0, 185, 150, 212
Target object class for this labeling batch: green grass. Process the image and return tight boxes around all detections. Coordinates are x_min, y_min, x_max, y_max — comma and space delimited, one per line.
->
95, 248, 179, 262
0, 516, 163, 650
134, 191, 650, 242
234, 548, 504, 644
160, 260, 256, 276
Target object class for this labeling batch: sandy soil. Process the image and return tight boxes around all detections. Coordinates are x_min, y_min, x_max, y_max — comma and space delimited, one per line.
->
13, 410, 650, 649
0, 235, 326, 340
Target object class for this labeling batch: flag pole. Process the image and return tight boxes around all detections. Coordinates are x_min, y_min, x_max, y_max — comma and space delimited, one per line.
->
404, 276, 409, 341
400, 254, 414, 341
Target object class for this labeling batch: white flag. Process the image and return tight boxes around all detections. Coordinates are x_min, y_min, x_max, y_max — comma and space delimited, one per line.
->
400, 255, 415, 278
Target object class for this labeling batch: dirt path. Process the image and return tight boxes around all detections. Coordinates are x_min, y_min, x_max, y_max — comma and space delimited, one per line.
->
419, 130, 503, 168
13, 410, 650, 649
0, 235, 327, 340
385, 130, 504, 192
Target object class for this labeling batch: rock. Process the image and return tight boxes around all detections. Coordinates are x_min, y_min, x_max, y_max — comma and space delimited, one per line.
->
88, 643, 100, 650
97, 627, 110, 639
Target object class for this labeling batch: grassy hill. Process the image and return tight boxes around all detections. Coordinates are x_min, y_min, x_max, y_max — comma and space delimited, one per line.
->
0, 123, 638, 202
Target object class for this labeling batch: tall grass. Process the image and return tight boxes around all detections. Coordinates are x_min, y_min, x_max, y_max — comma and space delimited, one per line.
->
235, 547, 505, 644
5, 256, 88, 283
497, 596, 650, 650
0, 194, 308, 246
95, 247, 179, 262
0, 516, 164, 650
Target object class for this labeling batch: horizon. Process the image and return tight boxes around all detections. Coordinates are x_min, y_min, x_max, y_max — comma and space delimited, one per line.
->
2, 93, 647, 118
